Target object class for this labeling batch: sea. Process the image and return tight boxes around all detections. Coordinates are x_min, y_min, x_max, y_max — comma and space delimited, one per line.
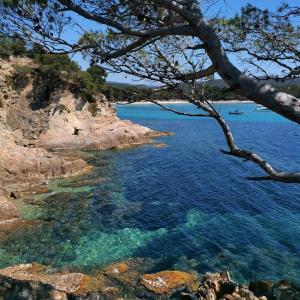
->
1, 102, 300, 286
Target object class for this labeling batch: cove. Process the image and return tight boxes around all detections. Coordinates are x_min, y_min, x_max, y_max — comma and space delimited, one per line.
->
1, 103, 300, 286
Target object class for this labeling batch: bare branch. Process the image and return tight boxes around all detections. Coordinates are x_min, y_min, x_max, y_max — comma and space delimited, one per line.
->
176, 65, 216, 80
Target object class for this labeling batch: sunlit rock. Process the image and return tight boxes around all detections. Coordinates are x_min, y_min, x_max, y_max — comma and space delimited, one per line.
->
0, 195, 21, 224
139, 270, 195, 297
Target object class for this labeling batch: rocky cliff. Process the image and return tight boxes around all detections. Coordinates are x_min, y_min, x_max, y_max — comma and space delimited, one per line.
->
0, 56, 165, 224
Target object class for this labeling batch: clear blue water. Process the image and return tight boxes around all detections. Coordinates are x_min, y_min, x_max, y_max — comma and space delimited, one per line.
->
1, 103, 300, 285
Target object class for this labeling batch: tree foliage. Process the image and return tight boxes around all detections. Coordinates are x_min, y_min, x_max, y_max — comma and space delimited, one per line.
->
0, 0, 300, 182
0, 35, 26, 57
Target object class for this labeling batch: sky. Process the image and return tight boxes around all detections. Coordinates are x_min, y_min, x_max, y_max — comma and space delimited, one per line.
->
68, 0, 299, 84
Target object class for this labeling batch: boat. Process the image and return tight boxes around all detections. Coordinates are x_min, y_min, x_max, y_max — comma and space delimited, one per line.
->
253, 105, 270, 112
229, 109, 244, 115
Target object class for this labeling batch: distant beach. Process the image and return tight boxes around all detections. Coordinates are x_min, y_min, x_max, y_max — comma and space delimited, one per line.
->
116, 100, 254, 105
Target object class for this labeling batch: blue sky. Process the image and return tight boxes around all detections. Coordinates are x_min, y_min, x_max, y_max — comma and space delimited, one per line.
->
68, 0, 299, 84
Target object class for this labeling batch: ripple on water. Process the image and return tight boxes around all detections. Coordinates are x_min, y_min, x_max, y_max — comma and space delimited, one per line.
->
1, 103, 300, 287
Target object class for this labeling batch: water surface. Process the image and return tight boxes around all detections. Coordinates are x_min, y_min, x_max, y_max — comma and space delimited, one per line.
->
1, 102, 300, 285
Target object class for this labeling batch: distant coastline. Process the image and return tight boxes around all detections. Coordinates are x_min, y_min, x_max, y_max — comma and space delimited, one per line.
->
116, 100, 254, 105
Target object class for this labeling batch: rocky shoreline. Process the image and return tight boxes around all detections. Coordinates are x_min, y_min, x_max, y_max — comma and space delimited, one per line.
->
0, 261, 299, 299
0, 56, 168, 226
1, 57, 298, 300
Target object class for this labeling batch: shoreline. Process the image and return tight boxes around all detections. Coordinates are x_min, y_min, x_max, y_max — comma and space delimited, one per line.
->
116, 100, 254, 105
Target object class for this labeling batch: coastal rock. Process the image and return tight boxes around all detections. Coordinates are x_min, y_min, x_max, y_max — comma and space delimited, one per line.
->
0, 263, 124, 300
0, 56, 168, 194
197, 272, 236, 300
249, 280, 273, 297
139, 270, 195, 297
0, 263, 93, 299
0, 57, 89, 192
39, 92, 166, 150
0, 195, 21, 224
103, 258, 155, 288
0, 144, 89, 190
271, 280, 300, 300
183, 272, 300, 300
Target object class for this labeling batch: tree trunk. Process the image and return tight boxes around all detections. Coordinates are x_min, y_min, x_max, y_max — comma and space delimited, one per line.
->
193, 19, 300, 124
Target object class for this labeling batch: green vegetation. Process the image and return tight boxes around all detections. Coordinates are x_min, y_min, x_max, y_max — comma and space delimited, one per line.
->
280, 85, 300, 99
1, 37, 299, 103
11, 64, 34, 90
0, 37, 108, 101
34, 53, 80, 79
0, 35, 26, 58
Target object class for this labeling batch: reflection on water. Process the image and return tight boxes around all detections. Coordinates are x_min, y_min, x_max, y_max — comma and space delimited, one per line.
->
1, 103, 300, 286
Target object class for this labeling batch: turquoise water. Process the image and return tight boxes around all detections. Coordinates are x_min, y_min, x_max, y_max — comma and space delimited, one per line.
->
1, 103, 300, 285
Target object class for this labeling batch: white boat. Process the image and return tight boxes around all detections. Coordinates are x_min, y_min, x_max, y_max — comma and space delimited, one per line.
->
229, 109, 244, 115
253, 105, 270, 111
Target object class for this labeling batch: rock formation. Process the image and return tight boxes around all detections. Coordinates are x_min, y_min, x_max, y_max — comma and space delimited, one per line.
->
0, 56, 166, 224
139, 270, 197, 298
1, 265, 299, 300
38, 90, 164, 150
0, 195, 21, 225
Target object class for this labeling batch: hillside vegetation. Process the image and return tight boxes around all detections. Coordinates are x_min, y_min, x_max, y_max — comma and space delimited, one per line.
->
1, 36, 299, 103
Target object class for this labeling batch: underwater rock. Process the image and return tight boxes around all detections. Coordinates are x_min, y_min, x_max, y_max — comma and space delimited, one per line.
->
152, 143, 167, 148
104, 262, 129, 276
139, 270, 195, 298
0, 195, 21, 224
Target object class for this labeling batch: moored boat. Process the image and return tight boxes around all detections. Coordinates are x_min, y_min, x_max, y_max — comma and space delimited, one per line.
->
229, 109, 244, 115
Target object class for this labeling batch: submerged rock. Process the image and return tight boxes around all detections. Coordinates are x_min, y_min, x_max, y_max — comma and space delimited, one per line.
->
104, 262, 129, 276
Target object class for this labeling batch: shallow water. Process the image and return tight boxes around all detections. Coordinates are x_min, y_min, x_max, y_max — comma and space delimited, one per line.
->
1, 103, 300, 285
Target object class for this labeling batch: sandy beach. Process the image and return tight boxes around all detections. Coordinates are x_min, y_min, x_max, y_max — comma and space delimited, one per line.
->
116, 100, 254, 105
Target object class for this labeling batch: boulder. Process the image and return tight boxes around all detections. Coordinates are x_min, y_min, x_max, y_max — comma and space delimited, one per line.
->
0, 263, 123, 300
139, 270, 195, 297
0, 263, 96, 299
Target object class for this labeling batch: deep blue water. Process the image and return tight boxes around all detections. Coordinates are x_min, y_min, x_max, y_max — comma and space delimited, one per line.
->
1, 103, 300, 285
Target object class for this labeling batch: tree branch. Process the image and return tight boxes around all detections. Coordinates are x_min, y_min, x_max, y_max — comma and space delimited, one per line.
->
123, 84, 300, 184
58, 0, 193, 38
176, 65, 216, 80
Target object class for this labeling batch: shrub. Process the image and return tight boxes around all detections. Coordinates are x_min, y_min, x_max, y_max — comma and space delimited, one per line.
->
33, 53, 80, 80
11, 64, 33, 90
0, 36, 26, 58
87, 64, 107, 85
